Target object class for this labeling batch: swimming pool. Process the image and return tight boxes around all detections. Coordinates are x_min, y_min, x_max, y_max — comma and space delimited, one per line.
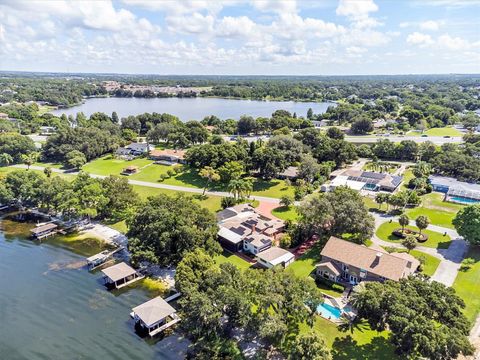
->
450, 196, 480, 204
317, 302, 342, 320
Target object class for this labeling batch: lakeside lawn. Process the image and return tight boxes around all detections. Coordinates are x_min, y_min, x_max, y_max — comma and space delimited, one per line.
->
271, 205, 299, 221
376, 221, 452, 249
406, 127, 463, 137
453, 246, 480, 324
214, 251, 252, 270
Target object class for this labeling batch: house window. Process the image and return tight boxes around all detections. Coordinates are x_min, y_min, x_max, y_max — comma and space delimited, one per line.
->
360, 269, 367, 278
342, 264, 349, 271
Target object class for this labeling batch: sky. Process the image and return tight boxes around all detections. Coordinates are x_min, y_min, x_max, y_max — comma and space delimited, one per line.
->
0, 0, 479, 75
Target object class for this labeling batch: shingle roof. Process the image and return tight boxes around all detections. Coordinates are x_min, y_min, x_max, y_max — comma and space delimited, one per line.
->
132, 297, 176, 327
320, 237, 413, 281
101, 262, 137, 282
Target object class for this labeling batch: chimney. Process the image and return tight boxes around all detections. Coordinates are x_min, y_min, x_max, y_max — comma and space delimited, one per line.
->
376, 252, 383, 261
251, 224, 256, 234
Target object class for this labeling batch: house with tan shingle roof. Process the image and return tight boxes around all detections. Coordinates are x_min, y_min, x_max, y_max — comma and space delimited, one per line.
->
316, 236, 419, 285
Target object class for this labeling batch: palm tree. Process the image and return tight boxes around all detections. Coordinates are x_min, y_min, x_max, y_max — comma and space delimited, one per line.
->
415, 215, 430, 235
0, 153, 13, 167
228, 179, 244, 200
21, 152, 39, 170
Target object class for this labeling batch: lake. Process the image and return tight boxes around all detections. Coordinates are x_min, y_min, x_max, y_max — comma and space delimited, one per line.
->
50, 97, 334, 120
0, 218, 188, 360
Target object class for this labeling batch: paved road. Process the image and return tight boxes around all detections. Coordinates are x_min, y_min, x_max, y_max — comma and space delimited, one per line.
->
371, 212, 467, 287
345, 135, 463, 144
11, 164, 282, 204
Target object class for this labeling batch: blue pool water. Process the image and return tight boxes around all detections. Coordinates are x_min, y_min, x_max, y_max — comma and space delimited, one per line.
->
450, 196, 480, 204
363, 183, 378, 191
317, 302, 342, 319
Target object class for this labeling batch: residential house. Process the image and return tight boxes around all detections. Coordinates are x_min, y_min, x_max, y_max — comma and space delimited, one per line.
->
428, 175, 480, 204
216, 204, 284, 255
256, 247, 295, 269
327, 169, 402, 192
149, 149, 186, 165
277, 166, 299, 180
126, 142, 155, 155
316, 236, 419, 285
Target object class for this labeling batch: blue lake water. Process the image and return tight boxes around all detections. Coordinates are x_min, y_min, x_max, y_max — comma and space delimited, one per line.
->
0, 218, 188, 360
50, 96, 334, 121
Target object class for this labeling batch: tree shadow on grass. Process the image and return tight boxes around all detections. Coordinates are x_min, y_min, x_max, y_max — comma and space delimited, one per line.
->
331, 335, 396, 360
252, 179, 281, 192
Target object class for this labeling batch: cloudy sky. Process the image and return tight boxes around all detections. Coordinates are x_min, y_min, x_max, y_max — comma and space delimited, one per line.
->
0, 0, 479, 75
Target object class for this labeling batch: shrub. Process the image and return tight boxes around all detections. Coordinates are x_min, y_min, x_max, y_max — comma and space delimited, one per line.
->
221, 196, 237, 209
332, 284, 345, 292
460, 258, 475, 272
167, 169, 175, 177
159, 173, 167, 182
279, 234, 292, 249
173, 164, 183, 174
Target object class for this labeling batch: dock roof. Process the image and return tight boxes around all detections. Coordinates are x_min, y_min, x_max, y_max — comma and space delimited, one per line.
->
132, 297, 176, 327
30, 223, 57, 235
101, 262, 137, 282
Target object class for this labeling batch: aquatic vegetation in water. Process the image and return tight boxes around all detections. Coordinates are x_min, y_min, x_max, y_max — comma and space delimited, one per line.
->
140, 278, 168, 297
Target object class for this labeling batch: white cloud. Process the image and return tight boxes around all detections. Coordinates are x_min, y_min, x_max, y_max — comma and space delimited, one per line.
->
251, 0, 297, 14
122, 0, 228, 14
336, 0, 378, 20
166, 13, 214, 34
216, 16, 259, 37
406, 32, 434, 45
419, 20, 440, 31
437, 34, 470, 50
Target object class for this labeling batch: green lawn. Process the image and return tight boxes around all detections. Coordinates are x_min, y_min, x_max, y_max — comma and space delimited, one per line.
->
34, 161, 64, 169
82, 156, 153, 176
376, 221, 452, 249
299, 318, 397, 360
407, 127, 463, 137
453, 246, 480, 324
214, 251, 251, 270
405, 192, 463, 229
131, 184, 222, 213
251, 179, 295, 199
271, 205, 299, 221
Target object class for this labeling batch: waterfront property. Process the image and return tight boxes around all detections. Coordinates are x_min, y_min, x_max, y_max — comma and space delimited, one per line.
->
131, 296, 180, 337
116, 142, 155, 159
101, 262, 144, 289
30, 223, 58, 240
256, 246, 295, 269
149, 149, 186, 165
86, 247, 123, 270
326, 169, 403, 192
316, 237, 419, 285
428, 175, 480, 204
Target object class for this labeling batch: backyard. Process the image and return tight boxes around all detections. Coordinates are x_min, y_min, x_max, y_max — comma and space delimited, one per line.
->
271, 205, 299, 221
214, 251, 252, 270
375, 221, 452, 249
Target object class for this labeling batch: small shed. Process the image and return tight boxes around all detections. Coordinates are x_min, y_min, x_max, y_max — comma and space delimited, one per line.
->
256, 247, 295, 269
30, 223, 58, 240
131, 296, 180, 337
101, 262, 143, 289
121, 165, 138, 176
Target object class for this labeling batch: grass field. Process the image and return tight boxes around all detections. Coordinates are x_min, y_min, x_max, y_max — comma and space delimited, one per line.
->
407, 127, 463, 137
271, 205, 299, 221
453, 246, 480, 324
405, 192, 463, 229
82, 156, 153, 176
376, 221, 452, 249
299, 318, 397, 360
214, 251, 252, 270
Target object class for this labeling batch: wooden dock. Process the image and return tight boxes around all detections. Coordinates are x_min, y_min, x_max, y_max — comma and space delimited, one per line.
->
86, 247, 124, 271
148, 314, 180, 337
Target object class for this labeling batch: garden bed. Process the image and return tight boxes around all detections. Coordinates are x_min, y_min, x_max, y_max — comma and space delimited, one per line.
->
392, 228, 428, 242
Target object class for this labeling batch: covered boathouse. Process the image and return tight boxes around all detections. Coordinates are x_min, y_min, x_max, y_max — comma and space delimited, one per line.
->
131, 296, 180, 337
101, 262, 143, 289
30, 223, 58, 240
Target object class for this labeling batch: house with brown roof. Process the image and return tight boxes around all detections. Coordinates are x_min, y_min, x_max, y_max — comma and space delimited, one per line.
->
149, 149, 186, 165
316, 236, 419, 285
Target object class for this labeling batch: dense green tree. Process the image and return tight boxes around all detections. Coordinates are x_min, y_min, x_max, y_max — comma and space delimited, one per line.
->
218, 161, 244, 183
297, 186, 374, 243
453, 204, 480, 244
288, 332, 331, 360
0, 133, 36, 163
352, 276, 473, 359
415, 215, 430, 235
65, 150, 87, 170
127, 194, 221, 265
351, 117, 374, 134
399, 214, 410, 231
199, 166, 220, 195
100, 175, 139, 220
252, 146, 287, 179
0, 153, 13, 166
402, 235, 417, 253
